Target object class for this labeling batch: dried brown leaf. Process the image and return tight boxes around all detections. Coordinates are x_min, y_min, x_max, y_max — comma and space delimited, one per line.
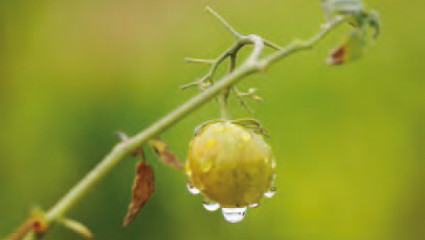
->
327, 30, 365, 65
123, 162, 155, 226
150, 138, 184, 170
327, 44, 347, 65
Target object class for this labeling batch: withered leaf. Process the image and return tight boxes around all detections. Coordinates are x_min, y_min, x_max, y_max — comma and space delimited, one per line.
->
327, 30, 365, 65
327, 44, 347, 65
150, 138, 184, 170
123, 162, 155, 226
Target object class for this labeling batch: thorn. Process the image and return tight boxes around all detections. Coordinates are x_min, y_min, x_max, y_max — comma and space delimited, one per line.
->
115, 132, 143, 157
201, 81, 212, 89
247, 88, 257, 95
245, 89, 264, 101
181, 76, 213, 91
184, 57, 215, 64
205, 6, 241, 39
180, 80, 200, 90
115, 131, 129, 141
232, 86, 254, 114
263, 39, 283, 50
252, 95, 264, 102
59, 218, 93, 239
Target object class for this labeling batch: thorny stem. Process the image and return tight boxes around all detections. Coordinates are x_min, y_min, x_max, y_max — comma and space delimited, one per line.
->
216, 50, 237, 119
263, 39, 284, 51
205, 6, 241, 39
217, 45, 239, 120
232, 85, 255, 114
184, 58, 216, 64
10, 7, 348, 240
261, 16, 346, 67
180, 40, 246, 90
229, 52, 255, 114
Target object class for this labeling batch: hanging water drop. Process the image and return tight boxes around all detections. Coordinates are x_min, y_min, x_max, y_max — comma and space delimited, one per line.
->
203, 201, 220, 212
221, 207, 247, 223
264, 186, 276, 198
249, 202, 259, 208
187, 182, 200, 195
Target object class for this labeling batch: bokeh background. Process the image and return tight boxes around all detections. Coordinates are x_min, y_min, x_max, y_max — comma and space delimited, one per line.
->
1, 0, 424, 239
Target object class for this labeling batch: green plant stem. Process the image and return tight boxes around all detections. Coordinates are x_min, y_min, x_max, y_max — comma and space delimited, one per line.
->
14, 13, 347, 240
217, 93, 230, 119
180, 40, 246, 90
45, 36, 263, 223
262, 16, 346, 66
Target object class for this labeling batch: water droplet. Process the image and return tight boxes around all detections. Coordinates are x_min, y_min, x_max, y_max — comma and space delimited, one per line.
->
264, 186, 276, 198
222, 207, 247, 223
249, 202, 259, 208
271, 158, 276, 169
203, 201, 220, 212
187, 182, 200, 195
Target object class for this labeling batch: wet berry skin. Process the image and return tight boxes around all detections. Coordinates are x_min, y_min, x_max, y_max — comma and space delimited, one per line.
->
185, 121, 275, 208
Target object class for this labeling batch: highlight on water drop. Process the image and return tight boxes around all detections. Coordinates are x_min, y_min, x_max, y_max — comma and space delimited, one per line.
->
249, 202, 259, 208
264, 186, 276, 198
202, 201, 220, 212
221, 207, 247, 223
186, 182, 200, 195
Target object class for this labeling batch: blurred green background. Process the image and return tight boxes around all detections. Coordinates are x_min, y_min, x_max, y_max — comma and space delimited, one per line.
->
1, 0, 424, 239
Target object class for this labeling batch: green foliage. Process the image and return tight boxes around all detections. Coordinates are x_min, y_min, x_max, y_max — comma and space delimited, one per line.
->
323, 0, 380, 65
2, 0, 424, 240
322, 0, 364, 15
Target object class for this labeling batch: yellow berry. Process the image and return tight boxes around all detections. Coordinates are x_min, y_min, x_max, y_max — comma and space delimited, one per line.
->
185, 121, 275, 208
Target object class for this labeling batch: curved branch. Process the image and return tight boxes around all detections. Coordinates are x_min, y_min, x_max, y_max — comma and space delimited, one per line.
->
46, 34, 265, 225
8, 9, 350, 240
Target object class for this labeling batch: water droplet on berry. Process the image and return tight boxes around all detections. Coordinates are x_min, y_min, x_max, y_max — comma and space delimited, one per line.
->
264, 186, 276, 198
271, 158, 276, 169
203, 201, 220, 212
187, 182, 200, 195
222, 207, 247, 223
249, 202, 259, 208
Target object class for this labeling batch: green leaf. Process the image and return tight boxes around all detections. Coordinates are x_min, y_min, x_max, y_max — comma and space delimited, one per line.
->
367, 10, 380, 39
322, 0, 364, 16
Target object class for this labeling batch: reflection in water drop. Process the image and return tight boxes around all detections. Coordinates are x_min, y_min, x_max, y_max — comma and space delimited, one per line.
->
249, 202, 259, 208
203, 201, 220, 212
222, 207, 247, 223
271, 158, 277, 169
187, 182, 200, 195
264, 186, 276, 198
